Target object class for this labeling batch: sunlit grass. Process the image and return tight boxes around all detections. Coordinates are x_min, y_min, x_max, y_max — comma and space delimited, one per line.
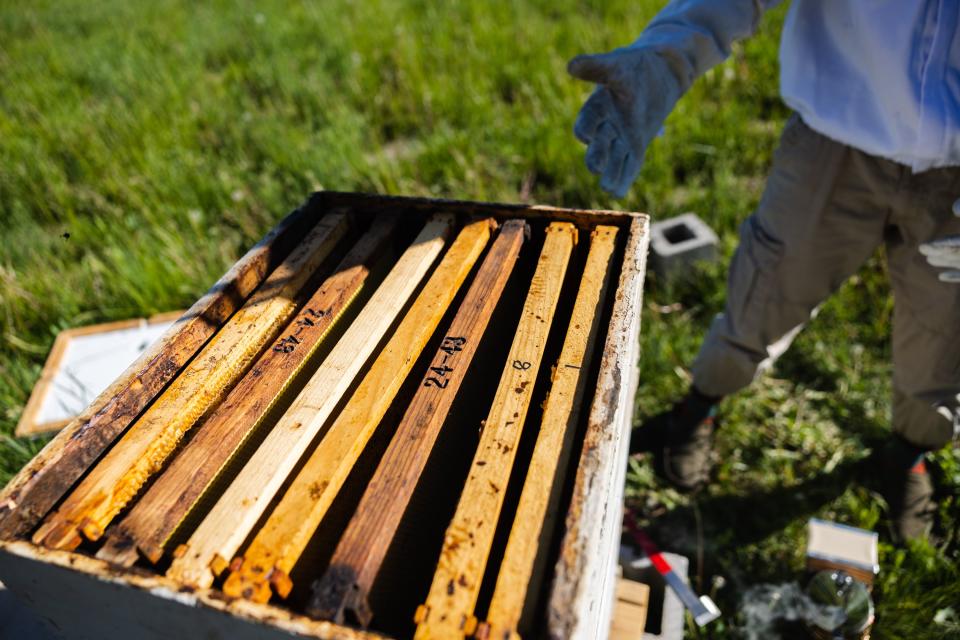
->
1, 2, 956, 637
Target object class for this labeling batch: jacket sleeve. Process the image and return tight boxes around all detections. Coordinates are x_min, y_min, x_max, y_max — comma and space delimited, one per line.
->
631, 0, 783, 91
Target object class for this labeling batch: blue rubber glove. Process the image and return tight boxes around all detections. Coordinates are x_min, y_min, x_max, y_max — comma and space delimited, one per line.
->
918, 199, 960, 283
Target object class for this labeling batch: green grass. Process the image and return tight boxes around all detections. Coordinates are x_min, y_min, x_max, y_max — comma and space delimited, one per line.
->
1, 1, 957, 638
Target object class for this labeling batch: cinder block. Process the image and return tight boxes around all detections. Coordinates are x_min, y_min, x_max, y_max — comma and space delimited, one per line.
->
649, 213, 718, 282
619, 545, 688, 640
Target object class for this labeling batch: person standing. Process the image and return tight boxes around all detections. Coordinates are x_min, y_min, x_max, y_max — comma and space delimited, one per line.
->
568, 0, 960, 541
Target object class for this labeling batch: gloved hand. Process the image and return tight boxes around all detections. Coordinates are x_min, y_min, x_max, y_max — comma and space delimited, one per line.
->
568, 48, 683, 198
918, 199, 960, 283
567, 0, 777, 198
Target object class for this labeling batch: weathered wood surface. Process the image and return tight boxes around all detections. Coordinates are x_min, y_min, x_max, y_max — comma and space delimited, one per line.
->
223, 218, 495, 604
0, 206, 315, 540
547, 216, 649, 640
34, 216, 349, 551
414, 222, 576, 640
97, 217, 397, 567
166, 215, 453, 590
482, 225, 618, 640
0, 540, 391, 640
307, 220, 527, 626
0, 192, 649, 640
318, 191, 637, 228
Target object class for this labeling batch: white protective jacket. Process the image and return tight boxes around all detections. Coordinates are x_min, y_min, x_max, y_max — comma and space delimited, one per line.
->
641, 0, 960, 172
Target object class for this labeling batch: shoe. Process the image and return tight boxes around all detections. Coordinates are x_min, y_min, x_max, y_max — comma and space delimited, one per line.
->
880, 437, 935, 543
631, 388, 719, 492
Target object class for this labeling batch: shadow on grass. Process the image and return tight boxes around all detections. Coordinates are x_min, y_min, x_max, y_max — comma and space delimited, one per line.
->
773, 345, 840, 393
636, 456, 873, 557
626, 455, 882, 632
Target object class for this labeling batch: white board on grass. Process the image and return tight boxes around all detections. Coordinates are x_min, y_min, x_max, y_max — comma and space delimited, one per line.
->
16, 313, 183, 437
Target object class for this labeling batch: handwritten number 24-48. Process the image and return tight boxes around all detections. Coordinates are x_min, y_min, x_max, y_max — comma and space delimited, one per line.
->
425, 337, 467, 388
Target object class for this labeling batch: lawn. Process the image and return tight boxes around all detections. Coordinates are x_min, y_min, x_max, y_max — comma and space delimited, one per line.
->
1, 1, 958, 637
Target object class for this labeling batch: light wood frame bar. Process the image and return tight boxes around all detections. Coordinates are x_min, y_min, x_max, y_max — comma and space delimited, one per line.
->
0, 204, 317, 540
308, 219, 528, 626
96, 216, 398, 567
166, 215, 453, 589
33, 215, 349, 551
482, 225, 619, 640
221, 218, 494, 603
413, 222, 577, 640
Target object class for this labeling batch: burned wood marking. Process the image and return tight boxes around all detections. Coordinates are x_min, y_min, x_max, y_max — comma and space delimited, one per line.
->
0, 206, 313, 540
96, 216, 398, 567
166, 215, 454, 590
221, 218, 496, 604
482, 225, 618, 640
33, 215, 349, 551
307, 220, 528, 626
414, 222, 576, 640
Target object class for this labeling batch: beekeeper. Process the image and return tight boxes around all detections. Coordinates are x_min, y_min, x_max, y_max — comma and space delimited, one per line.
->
569, 0, 960, 541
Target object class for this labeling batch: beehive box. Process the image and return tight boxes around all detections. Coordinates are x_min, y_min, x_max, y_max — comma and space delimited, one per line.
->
0, 192, 649, 640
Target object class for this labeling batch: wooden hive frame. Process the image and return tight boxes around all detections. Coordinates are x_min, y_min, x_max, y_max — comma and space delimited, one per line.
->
0, 191, 649, 640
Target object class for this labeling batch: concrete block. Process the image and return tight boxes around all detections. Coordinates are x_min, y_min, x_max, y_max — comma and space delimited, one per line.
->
649, 213, 718, 282
619, 545, 687, 640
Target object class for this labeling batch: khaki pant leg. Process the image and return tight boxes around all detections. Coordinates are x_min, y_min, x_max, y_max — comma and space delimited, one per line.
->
887, 171, 960, 450
692, 115, 890, 397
